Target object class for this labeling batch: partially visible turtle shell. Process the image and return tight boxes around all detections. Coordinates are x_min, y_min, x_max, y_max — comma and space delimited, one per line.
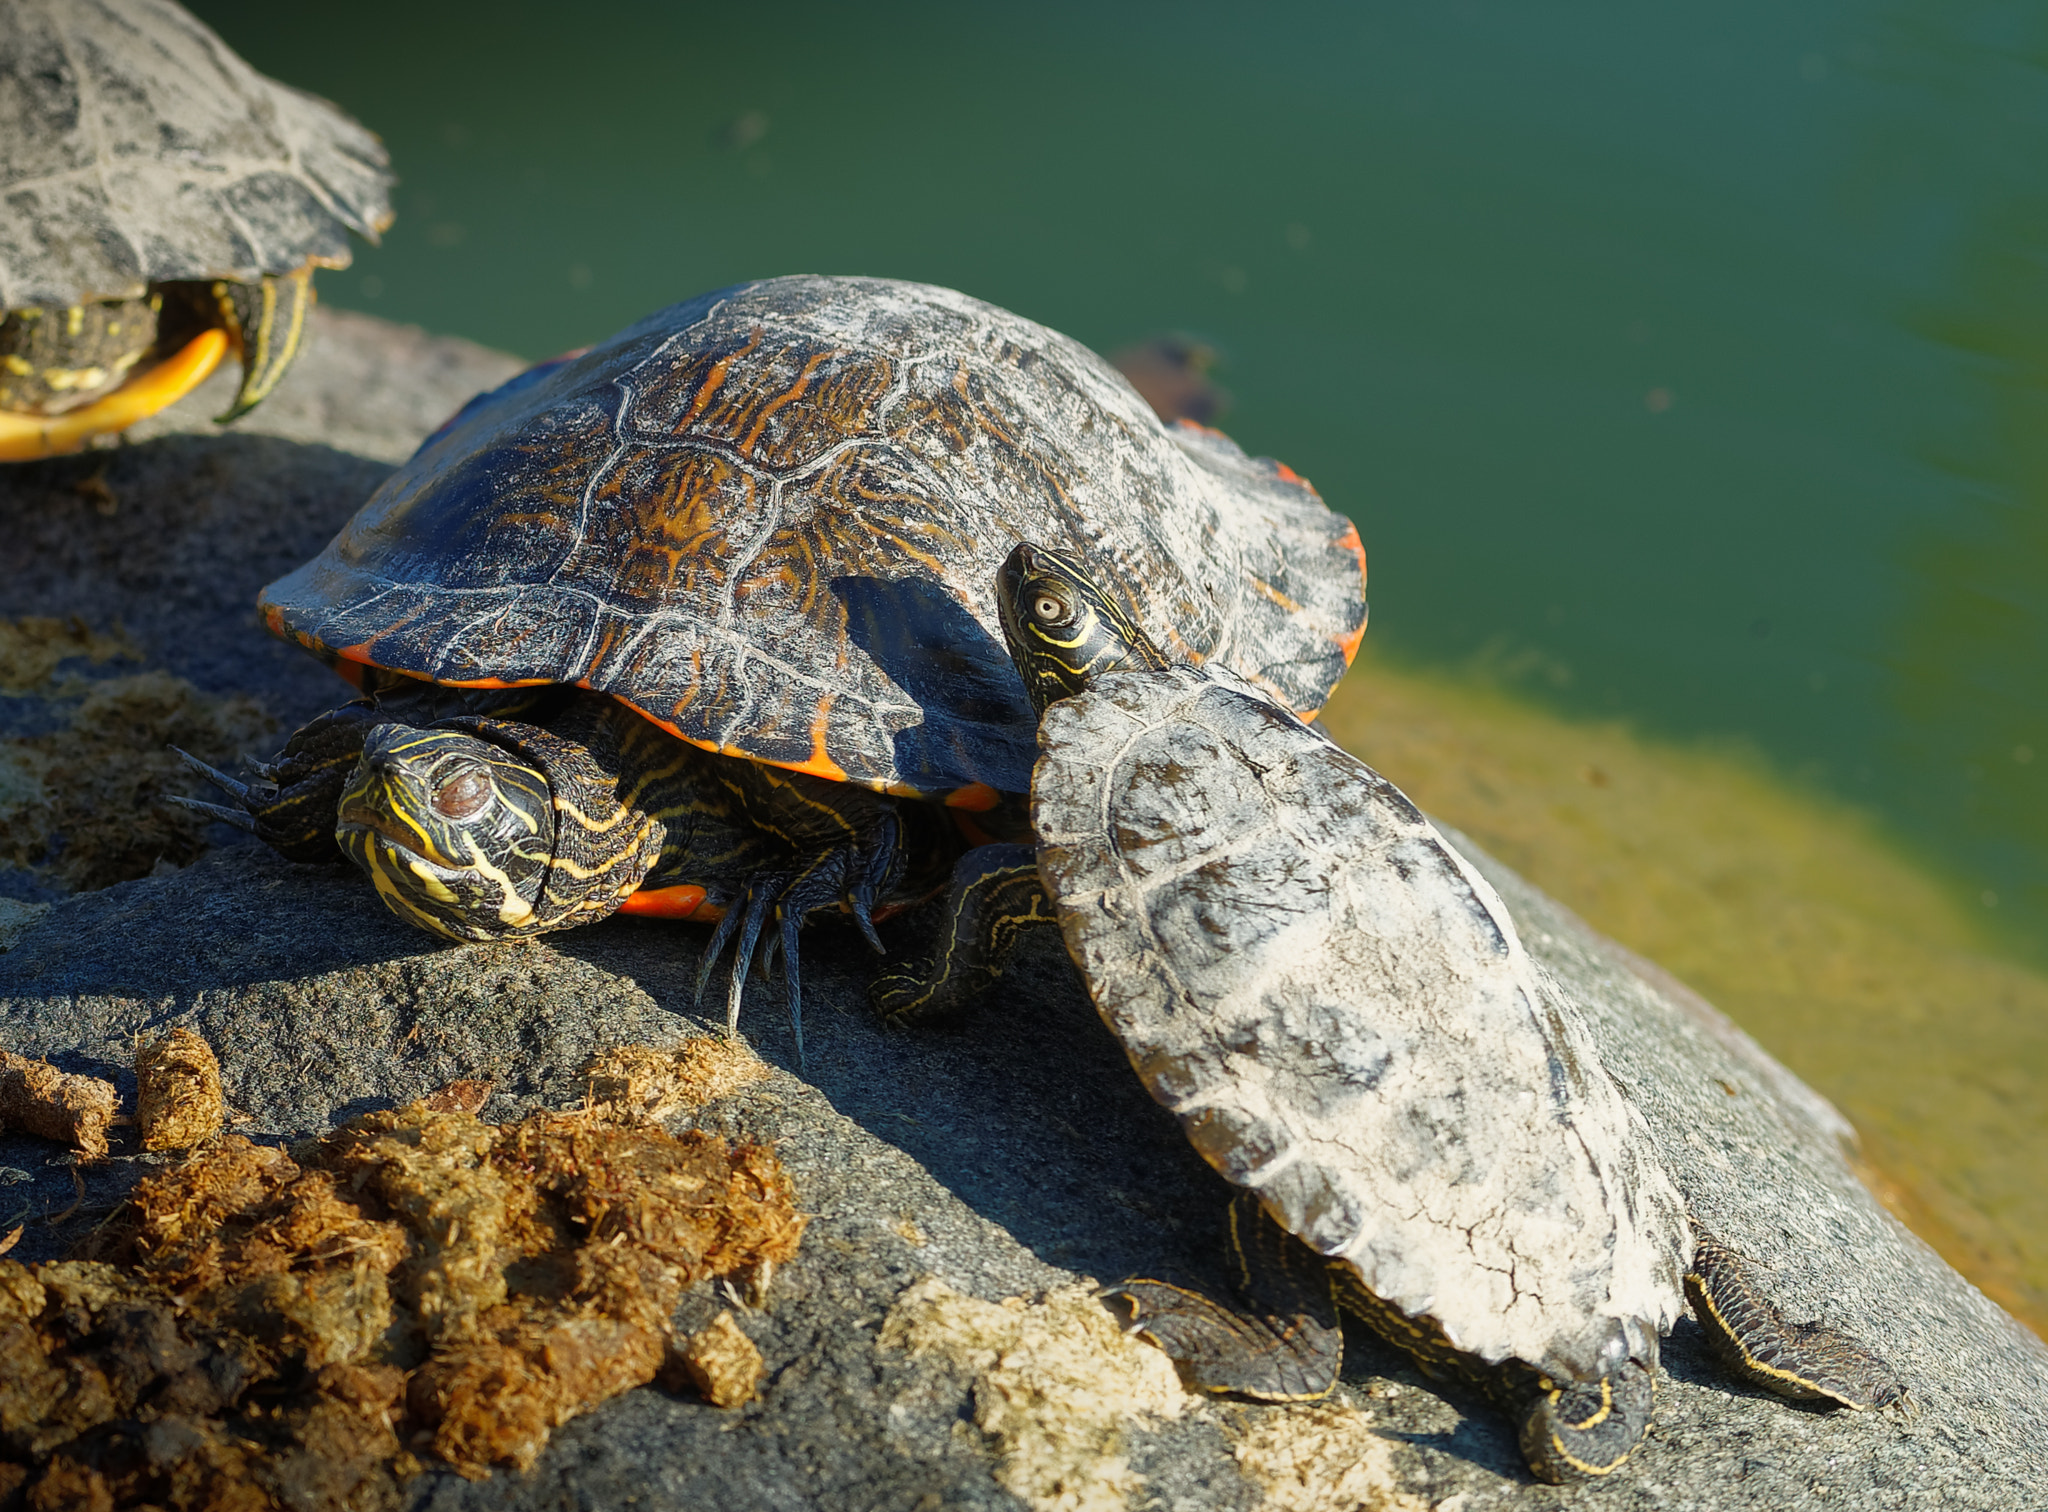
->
0, 0, 393, 308
261, 277, 1369, 800
1030, 663, 1689, 1379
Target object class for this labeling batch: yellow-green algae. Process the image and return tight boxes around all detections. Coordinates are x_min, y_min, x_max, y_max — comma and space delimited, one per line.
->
1320, 654, 2048, 1340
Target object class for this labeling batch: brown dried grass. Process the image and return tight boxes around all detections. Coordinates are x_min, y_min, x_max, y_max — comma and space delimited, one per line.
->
1, 1096, 806, 1505
0, 1050, 115, 1157
134, 1026, 223, 1150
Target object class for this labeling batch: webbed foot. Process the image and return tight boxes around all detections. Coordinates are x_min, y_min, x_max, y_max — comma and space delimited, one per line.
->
172, 702, 386, 861
690, 802, 913, 1064
1106, 1279, 1342, 1401
1104, 1188, 1344, 1401
1684, 1225, 1906, 1411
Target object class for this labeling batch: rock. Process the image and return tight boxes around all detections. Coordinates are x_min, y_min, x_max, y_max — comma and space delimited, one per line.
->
2, 307, 2044, 1507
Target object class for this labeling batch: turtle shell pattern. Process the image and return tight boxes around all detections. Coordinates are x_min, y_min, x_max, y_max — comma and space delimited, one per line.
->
261, 277, 1369, 800
1031, 663, 1689, 1379
0, 0, 393, 308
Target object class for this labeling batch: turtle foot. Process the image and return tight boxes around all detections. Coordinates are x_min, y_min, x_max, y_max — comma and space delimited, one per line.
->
169, 750, 260, 834
1104, 1278, 1341, 1402
868, 843, 1048, 1026
1518, 1358, 1657, 1483
1684, 1227, 1906, 1412
175, 703, 387, 863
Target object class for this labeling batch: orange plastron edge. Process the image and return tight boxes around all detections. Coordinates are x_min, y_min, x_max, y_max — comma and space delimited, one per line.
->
617, 885, 718, 921
0, 329, 229, 462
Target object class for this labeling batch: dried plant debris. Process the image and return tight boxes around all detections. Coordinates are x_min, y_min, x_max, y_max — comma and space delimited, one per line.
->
1224, 1399, 1429, 1512
1, 1101, 807, 1506
580, 1035, 768, 1122
135, 1028, 224, 1151
676, 1310, 765, 1409
416, 1078, 494, 1116
0, 617, 274, 892
0, 617, 139, 696
0, 1051, 116, 1157
882, 1277, 1188, 1512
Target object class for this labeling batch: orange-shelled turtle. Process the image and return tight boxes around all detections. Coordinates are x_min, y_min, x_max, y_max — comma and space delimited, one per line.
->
183, 276, 1369, 1055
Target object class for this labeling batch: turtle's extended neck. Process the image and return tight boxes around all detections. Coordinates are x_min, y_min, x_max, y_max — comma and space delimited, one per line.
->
997, 541, 1170, 713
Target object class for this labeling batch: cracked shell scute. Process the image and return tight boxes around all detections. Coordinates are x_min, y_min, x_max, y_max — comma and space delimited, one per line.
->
1032, 665, 1690, 1380
259, 277, 1368, 798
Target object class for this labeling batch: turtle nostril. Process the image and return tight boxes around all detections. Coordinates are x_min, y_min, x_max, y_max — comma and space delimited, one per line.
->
432, 770, 492, 820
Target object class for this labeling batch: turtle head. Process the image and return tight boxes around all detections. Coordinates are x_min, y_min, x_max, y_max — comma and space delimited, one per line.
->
335, 724, 556, 941
997, 542, 1170, 714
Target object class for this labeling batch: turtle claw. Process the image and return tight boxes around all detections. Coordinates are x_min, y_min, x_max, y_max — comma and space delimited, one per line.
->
853, 809, 900, 955
170, 746, 264, 832
171, 746, 259, 808
168, 794, 258, 833
848, 889, 884, 954
694, 905, 746, 1017
778, 907, 808, 1069
723, 881, 780, 1044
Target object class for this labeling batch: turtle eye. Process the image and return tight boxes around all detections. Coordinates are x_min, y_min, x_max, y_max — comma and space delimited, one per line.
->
431, 769, 493, 820
1033, 593, 1067, 623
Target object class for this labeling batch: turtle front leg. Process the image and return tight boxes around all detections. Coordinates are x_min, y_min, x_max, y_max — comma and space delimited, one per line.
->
176, 702, 387, 861
156, 264, 318, 423
868, 842, 1058, 1025
217, 266, 317, 422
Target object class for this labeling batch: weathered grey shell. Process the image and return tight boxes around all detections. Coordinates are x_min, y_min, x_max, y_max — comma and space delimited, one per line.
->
1032, 665, 1691, 1379
261, 277, 1367, 799
0, 0, 393, 307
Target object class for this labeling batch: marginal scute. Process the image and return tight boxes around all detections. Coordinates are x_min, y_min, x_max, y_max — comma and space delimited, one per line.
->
1033, 665, 1691, 1380
260, 277, 1369, 801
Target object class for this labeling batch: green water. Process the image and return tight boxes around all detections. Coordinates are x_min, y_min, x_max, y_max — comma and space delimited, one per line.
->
190, 0, 2047, 956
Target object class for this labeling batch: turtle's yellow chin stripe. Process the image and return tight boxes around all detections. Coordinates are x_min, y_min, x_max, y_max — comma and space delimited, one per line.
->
340, 821, 541, 939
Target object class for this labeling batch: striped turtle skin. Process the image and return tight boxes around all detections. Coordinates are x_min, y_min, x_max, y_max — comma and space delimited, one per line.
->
0, 0, 393, 457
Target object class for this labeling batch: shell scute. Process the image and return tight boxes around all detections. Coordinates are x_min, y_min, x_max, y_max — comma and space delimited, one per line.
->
624, 328, 900, 468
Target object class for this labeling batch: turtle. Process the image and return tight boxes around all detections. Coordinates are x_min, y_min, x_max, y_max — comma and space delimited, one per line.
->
180, 276, 1370, 1061
0, 0, 395, 461
894, 540, 1905, 1482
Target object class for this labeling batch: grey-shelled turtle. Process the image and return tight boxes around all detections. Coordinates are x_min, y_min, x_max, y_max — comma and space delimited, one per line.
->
182, 277, 1369, 1056
895, 541, 1904, 1482
0, 0, 394, 459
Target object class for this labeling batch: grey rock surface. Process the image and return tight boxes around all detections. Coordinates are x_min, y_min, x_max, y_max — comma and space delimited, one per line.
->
3, 308, 2044, 1509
